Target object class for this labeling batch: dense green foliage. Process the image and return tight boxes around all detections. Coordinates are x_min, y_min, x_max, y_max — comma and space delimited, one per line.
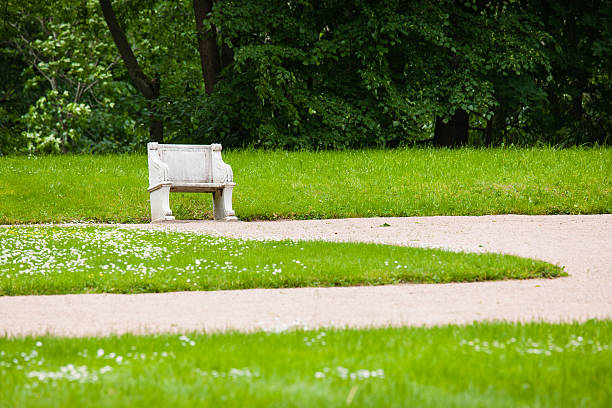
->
2, 321, 612, 406
1, 0, 610, 153
0, 148, 609, 223
1, 1, 146, 153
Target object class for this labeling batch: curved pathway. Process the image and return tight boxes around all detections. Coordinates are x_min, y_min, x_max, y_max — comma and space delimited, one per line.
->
1, 215, 611, 337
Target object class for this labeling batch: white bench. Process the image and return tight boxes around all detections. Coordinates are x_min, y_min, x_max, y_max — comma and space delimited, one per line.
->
147, 142, 237, 222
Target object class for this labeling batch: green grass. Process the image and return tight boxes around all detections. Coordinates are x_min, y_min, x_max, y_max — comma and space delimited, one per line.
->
0, 147, 610, 223
1, 321, 611, 407
0, 226, 563, 295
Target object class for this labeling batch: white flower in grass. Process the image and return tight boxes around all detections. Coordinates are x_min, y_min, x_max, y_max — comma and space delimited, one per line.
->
179, 335, 196, 346
100, 366, 112, 374
315, 367, 384, 381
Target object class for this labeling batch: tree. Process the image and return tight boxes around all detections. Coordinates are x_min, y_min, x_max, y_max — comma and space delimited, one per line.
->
99, 0, 162, 141
2, 0, 607, 153
2, 0, 140, 153
428, 0, 551, 146
528, 0, 611, 145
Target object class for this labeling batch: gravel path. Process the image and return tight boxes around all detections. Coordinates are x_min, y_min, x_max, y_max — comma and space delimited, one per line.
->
1, 215, 611, 337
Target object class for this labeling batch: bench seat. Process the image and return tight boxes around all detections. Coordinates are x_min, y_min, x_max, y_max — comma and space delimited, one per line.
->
148, 182, 230, 193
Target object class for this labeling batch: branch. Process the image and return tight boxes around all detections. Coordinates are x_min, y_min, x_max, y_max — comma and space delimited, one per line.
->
98, 0, 158, 100
35, 16, 53, 37
79, 56, 121, 101
8, 22, 57, 89
74, 82, 82, 103
470, 111, 490, 120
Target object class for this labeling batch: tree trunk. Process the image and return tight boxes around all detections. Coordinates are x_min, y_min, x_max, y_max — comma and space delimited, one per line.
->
99, 0, 162, 142
484, 116, 493, 146
221, 43, 235, 72
433, 109, 469, 147
148, 77, 163, 142
193, 0, 221, 95
433, 45, 469, 147
149, 115, 163, 142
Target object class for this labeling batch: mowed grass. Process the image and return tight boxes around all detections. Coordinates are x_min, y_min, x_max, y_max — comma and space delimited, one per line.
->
1, 321, 611, 407
0, 147, 609, 223
0, 226, 563, 296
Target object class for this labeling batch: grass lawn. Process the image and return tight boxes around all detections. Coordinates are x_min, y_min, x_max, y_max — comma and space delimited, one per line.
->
0, 226, 563, 295
0, 147, 609, 223
1, 321, 611, 407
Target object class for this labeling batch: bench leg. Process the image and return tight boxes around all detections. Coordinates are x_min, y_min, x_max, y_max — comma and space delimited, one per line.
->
149, 184, 175, 222
213, 185, 237, 221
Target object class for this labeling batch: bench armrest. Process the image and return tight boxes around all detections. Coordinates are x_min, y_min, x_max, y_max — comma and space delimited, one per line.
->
147, 142, 170, 188
211, 143, 234, 183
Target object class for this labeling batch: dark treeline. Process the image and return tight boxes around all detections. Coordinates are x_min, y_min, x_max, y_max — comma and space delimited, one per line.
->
1, 0, 610, 154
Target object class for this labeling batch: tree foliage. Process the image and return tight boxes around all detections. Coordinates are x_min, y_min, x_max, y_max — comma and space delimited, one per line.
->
2, 0, 143, 153
0, 0, 609, 154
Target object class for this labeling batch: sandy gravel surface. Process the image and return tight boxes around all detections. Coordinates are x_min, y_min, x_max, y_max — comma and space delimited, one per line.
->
1, 215, 611, 337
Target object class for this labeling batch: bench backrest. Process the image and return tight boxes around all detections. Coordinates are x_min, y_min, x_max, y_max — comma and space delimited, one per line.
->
159, 144, 212, 183
148, 142, 233, 188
